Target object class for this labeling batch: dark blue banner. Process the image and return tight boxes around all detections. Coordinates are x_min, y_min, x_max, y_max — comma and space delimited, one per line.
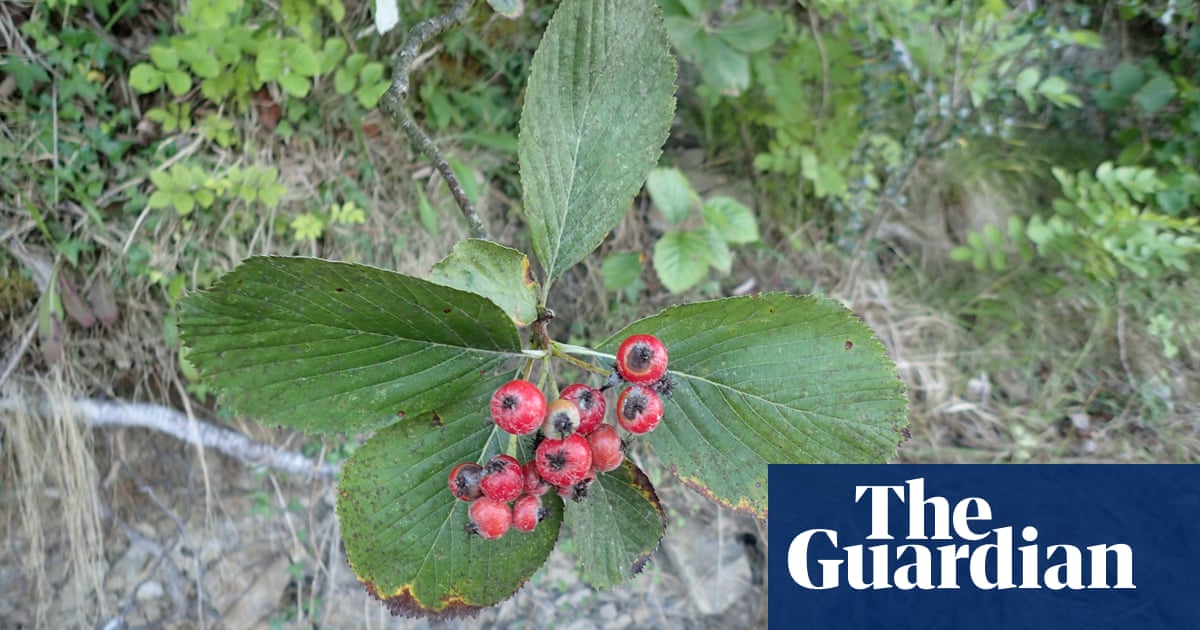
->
768, 465, 1200, 629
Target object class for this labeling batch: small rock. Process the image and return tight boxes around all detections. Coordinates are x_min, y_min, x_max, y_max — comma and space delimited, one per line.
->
135, 580, 164, 602
564, 619, 598, 630
606, 613, 633, 630
598, 603, 617, 621
662, 515, 752, 615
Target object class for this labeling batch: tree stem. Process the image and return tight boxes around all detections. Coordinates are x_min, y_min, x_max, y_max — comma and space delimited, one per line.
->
380, 0, 491, 241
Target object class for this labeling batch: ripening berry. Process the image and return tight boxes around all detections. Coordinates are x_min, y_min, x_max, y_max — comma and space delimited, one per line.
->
480, 454, 523, 503
588, 424, 625, 473
466, 496, 512, 540
617, 385, 663, 434
541, 398, 582, 440
535, 433, 593, 487
448, 462, 484, 501
615, 334, 668, 385
491, 380, 546, 435
512, 494, 548, 533
522, 460, 551, 497
557, 473, 595, 502
561, 383, 606, 435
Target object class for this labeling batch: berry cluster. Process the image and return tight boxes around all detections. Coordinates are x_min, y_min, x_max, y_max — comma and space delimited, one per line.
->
450, 334, 672, 541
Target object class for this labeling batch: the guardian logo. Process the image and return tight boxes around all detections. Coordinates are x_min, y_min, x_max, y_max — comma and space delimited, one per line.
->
787, 478, 1135, 591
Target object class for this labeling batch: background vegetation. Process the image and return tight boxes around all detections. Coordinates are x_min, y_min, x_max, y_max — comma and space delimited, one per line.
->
2, 0, 1198, 626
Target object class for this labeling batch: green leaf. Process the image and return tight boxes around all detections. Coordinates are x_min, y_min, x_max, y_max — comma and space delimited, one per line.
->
334, 67, 356, 95
663, 15, 705, 58
325, 0, 345, 22
259, 181, 286, 207
359, 61, 385, 85
344, 52, 367, 74
1064, 29, 1103, 49
173, 192, 196, 215
486, 0, 524, 18
566, 460, 665, 588
645, 167, 697, 224
416, 188, 439, 236
1109, 61, 1144, 98
1133, 75, 1176, 114
339, 373, 562, 617
599, 295, 908, 518
164, 71, 193, 96
279, 73, 311, 97
129, 64, 163, 93
321, 37, 347, 72
653, 229, 711, 293
694, 34, 749, 95
430, 239, 541, 327
289, 41, 321, 76
1014, 66, 1040, 111
519, 0, 676, 285
701, 197, 758, 244
701, 226, 731, 274
356, 80, 390, 109
949, 245, 974, 262
149, 45, 180, 71
256, 41, 284, 81
714, 9, 780, 54
179, 257, 523, 434
600, 252, 644, 290
189, 52, 221, 79
148, 189, 172, 209
1036, 75, 1081, 108
447, 158, 482, 206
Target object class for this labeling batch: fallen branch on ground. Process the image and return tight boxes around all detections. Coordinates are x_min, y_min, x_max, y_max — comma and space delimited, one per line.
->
0, 397, 340, 480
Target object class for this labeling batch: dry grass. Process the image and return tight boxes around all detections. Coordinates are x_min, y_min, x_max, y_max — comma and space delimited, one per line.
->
1, 377, 106, 628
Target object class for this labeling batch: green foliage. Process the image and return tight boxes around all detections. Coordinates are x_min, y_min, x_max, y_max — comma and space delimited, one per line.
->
954, 162, 1200, 281
1030, 163, 1200, 280
332, 52, 391, 108
290, 201, 367, 243
1084, 5, 1200, 220
148, 164, 286, 218
610, 167, 760, 294
659, 0, 781, 96
660, 0, 1090, 240
127, 0, 388, 115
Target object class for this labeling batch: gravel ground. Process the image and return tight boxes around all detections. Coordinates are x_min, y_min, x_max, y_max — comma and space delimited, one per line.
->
0, 423, 767, 629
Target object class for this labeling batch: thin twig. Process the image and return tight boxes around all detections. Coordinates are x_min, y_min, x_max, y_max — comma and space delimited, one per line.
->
380, 0, 491, 241
0, 397, 341, 480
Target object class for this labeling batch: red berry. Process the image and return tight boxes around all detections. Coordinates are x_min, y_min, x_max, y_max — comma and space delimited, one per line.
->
557, 473, 596, 502
512, 494, 548, 533
588, 424, 625, 473
535, 433, 593, 487
541, 398, 581, 439
522, 460, 551, 497
448, 462, 484, 501
561, 384, 606, 435
491, 380, 546, 435
480, 454, 523, 502
466, 497, 512, 540
617, 385, 663, 434
616, 334, 668, 384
